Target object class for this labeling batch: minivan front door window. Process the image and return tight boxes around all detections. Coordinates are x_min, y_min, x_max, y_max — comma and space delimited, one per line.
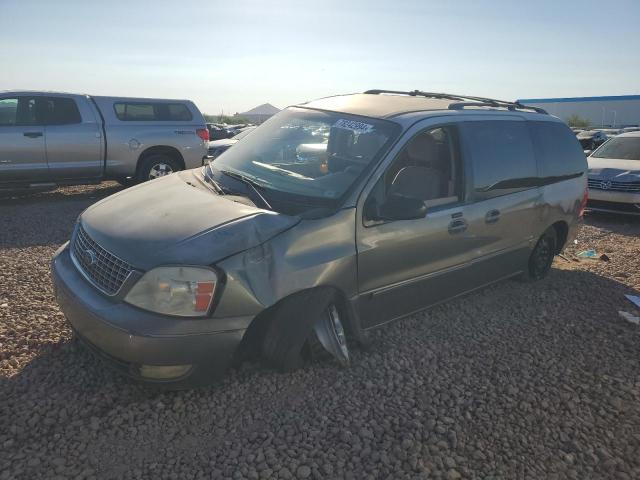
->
364, 126, 461, 223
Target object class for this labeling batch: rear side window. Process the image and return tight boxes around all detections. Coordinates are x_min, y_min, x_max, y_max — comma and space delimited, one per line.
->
529, 121, 586, 177
114, 102, 193, 121
464, 121, 537, 199
43, 97, 82, 125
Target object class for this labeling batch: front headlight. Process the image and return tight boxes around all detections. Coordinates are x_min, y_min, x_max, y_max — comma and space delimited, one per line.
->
124, 266, 218, 317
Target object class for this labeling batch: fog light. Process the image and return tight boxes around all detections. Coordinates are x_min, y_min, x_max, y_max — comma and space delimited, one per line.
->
138, 364, 192, 380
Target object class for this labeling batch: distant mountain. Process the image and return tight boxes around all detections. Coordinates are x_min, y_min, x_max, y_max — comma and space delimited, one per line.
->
240, 103, 280, 116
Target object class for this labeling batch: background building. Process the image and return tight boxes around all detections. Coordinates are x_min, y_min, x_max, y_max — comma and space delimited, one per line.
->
517, 95, 640, 127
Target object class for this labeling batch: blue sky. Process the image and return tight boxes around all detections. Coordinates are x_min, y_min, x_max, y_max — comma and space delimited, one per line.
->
1, 0, 639, 115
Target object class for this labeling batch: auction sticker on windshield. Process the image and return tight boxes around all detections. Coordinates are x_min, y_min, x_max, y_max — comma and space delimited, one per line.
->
333, 118, 374, 134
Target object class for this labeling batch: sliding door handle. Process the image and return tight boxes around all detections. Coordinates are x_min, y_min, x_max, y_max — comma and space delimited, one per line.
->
485, 209, 501, 224
448, 218, 467, 235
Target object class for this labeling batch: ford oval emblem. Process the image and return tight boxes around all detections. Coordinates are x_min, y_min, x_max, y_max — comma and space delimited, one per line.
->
85, 249, 98, 266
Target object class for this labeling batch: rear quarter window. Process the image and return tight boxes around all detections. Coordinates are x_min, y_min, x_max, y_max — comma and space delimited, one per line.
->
463, 120, 537, 200
114, 102, 193, 121
529, 121, 586, 178
44, 97, 82, 125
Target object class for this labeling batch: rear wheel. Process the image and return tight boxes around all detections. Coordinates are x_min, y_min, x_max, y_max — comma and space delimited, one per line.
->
522, 227, 557, 281
137, 154, 181, 182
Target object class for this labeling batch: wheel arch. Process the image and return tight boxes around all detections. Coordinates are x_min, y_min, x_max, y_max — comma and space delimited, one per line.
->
237, 285, 360, 362
550, 220, 569, 254
137, 145, 186, 174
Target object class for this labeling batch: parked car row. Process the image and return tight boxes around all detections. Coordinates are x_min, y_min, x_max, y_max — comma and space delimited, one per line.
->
206, 122, 255, 141
206, 126, 256, 159
0, 91, 210, 189
572, 126, 640, 153
576, 129, 609, 152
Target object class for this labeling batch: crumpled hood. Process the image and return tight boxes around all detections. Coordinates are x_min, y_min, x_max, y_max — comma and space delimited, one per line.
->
587, 157, 640, 181
80, 172, 299, 271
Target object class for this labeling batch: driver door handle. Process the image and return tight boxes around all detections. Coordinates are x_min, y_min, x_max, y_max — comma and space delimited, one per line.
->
485, 209, 501, 224
448, 218, 467, 235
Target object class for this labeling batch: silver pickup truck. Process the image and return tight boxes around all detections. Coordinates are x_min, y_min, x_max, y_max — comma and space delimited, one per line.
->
0, 91, 209, 189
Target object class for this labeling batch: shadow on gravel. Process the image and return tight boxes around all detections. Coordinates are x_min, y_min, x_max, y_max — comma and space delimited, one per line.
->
0, 183, 123, 248
584, 211, 640, 238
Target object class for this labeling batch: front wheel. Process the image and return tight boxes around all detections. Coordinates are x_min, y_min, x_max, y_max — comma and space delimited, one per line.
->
522, 227, 557, 281
261, 290, 350, 372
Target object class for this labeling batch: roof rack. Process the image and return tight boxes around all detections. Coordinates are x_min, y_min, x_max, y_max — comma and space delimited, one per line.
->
363, 89, 548, 114
448, 100, 548, 114
364, 89, 468, 102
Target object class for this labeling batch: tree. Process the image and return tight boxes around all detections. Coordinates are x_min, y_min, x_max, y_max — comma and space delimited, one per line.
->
204, 114, 251, 124
566, 114, 590, 128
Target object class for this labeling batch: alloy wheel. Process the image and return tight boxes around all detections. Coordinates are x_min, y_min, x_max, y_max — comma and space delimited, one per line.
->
148, 163, 174, 180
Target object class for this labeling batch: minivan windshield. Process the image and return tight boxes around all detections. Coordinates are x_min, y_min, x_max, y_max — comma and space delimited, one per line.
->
211, 108, 398, 201
592, 136, 640, 160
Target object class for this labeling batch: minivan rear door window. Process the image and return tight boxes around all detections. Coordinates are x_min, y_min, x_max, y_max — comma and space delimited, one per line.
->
462, 120, 537, 199
529, 121, 586, 180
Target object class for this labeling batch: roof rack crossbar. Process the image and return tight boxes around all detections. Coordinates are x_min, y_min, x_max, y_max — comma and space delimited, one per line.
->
364, 89, 548, 114
364, 89, 469, 102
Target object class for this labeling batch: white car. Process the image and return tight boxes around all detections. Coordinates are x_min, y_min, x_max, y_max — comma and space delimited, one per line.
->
587, 131, 640, 215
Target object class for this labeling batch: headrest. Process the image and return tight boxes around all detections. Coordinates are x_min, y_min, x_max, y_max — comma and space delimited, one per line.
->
406, 134, 437, 164
352, 132, 382, 159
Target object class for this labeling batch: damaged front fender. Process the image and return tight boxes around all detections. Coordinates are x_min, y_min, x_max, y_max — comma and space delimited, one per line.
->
213, 209, 360, 364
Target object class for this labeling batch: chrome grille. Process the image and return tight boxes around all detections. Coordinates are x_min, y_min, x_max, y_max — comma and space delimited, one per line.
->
71, 224, 133, 295
588, 179, 640, 192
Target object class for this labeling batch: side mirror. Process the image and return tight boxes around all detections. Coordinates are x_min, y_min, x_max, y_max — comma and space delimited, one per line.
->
377, 194, 427, 221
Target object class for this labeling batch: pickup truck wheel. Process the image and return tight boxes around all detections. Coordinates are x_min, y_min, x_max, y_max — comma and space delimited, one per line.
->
137, 154, 181, 182
521, 227, 557, 282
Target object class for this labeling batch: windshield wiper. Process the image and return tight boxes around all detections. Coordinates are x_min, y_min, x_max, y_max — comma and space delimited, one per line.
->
203, 163, 227, 195
219, 169, 272, 210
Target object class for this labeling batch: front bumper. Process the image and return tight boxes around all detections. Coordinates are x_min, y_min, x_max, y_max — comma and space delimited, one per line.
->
51, 245, 250, 384
587, 188, 640, 215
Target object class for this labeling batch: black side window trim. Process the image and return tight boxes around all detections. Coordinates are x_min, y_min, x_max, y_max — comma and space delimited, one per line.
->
476, 171, 583, 192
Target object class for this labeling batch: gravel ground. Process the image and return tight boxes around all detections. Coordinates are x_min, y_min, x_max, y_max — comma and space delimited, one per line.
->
1, 184, 639, 480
